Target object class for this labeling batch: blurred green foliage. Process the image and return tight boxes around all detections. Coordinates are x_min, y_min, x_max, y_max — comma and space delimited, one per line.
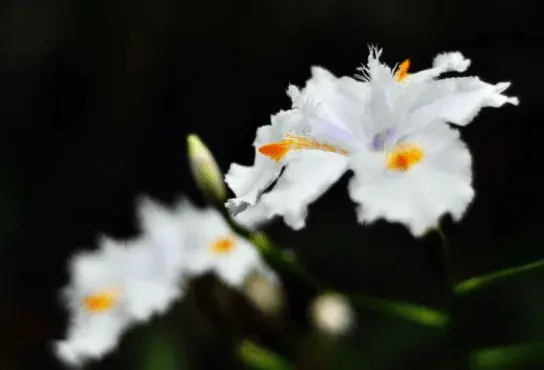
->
141, 326, 189, 370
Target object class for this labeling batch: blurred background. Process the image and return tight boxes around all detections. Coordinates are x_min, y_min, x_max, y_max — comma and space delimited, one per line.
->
0, 0, 542, 369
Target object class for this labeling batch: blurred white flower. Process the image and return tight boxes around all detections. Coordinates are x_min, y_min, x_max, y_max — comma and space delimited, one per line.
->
226, 47, 518, 236
55, 195, 279, 367
310, 293, 355, 336
135, 196, 193, 283
137, 196, 279, 290
55, 237, 184, 366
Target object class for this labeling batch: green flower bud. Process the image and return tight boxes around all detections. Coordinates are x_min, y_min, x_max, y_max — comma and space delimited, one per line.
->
187, 134, 226, 202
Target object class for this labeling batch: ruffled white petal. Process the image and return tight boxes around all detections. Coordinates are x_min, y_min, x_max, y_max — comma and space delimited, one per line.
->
234, 151, 349, 230
406, 51, 472, 85
120, 242, 184, 319
135, 196, 189, 281
289, 67, 369, 143
391, 52, 471, 117
433, 52, 471, 72
226, 67, 365, 220
348, 122, 474, 237
66, 239, 126, 297
225, 112, 297, 215
180, 207, 232, 276
213, 238, 268, 288
157, 201, 277, 289
409, 76, 519, 127
55, 313, 128, 367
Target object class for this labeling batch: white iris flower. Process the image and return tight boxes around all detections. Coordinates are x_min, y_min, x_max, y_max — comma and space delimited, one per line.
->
225, 47, 518, 236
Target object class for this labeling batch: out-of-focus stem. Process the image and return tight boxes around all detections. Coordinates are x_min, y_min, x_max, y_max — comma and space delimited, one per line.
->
455, 259, 544, 295
469, 342, 544, 369
237, 339, 293, 370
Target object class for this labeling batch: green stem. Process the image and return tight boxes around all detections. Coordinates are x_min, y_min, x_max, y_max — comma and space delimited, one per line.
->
454, 259, 544, 295
434, 227, 468, 369
469, 342, 544, 369
436, 226, 454, 290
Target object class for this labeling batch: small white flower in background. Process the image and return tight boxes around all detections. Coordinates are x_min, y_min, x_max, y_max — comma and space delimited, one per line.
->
187, 133, 227, 202
225, 46, 518, 236
55, 237, 184, 366
310, 293, 355, 336
137, 196, 279, 290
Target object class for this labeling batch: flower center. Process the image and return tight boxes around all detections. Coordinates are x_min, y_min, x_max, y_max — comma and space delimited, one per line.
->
82, 289, 118, 312
386, 144, 424, 171
258, 134, 349, 162
210, 235, 237, 254
394, 59, 410, 82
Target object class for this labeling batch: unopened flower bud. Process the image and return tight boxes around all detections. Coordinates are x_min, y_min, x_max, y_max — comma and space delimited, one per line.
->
187, 134, 226, 202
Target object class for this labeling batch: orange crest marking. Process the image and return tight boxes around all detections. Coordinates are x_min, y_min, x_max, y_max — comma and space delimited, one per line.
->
394, 59, 411, 82
258, 141, 291, 162
258, 134, 349, 162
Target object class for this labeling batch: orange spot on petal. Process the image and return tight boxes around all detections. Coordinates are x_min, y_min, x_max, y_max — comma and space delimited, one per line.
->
386, 144, 424, 171
258, 141, 291, 162
210, 235, 237, 254
394, 59, 411, 82
82, 290, 118, 312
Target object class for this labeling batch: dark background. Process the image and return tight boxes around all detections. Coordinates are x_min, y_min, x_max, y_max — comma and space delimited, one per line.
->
0, 0, 542, 369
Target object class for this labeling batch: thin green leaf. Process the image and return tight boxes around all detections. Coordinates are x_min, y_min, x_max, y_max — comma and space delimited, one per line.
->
469, 342, 544, 369
455, 259, 544, 295
237, 340, 293, 370
346, 293, 449, 328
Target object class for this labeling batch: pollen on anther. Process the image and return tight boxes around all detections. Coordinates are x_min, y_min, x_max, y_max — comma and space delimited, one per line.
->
210, 235, 237, 254
386, 144, 424, 171
82, 291, 117, 312
394, 59, 411, 82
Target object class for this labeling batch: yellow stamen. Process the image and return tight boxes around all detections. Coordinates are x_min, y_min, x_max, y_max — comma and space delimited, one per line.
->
394, 59, 410, 82
258, 134, 349, 162
210, 235, 237, 254
386, 144, 424, 171
82, 290, 118, 312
